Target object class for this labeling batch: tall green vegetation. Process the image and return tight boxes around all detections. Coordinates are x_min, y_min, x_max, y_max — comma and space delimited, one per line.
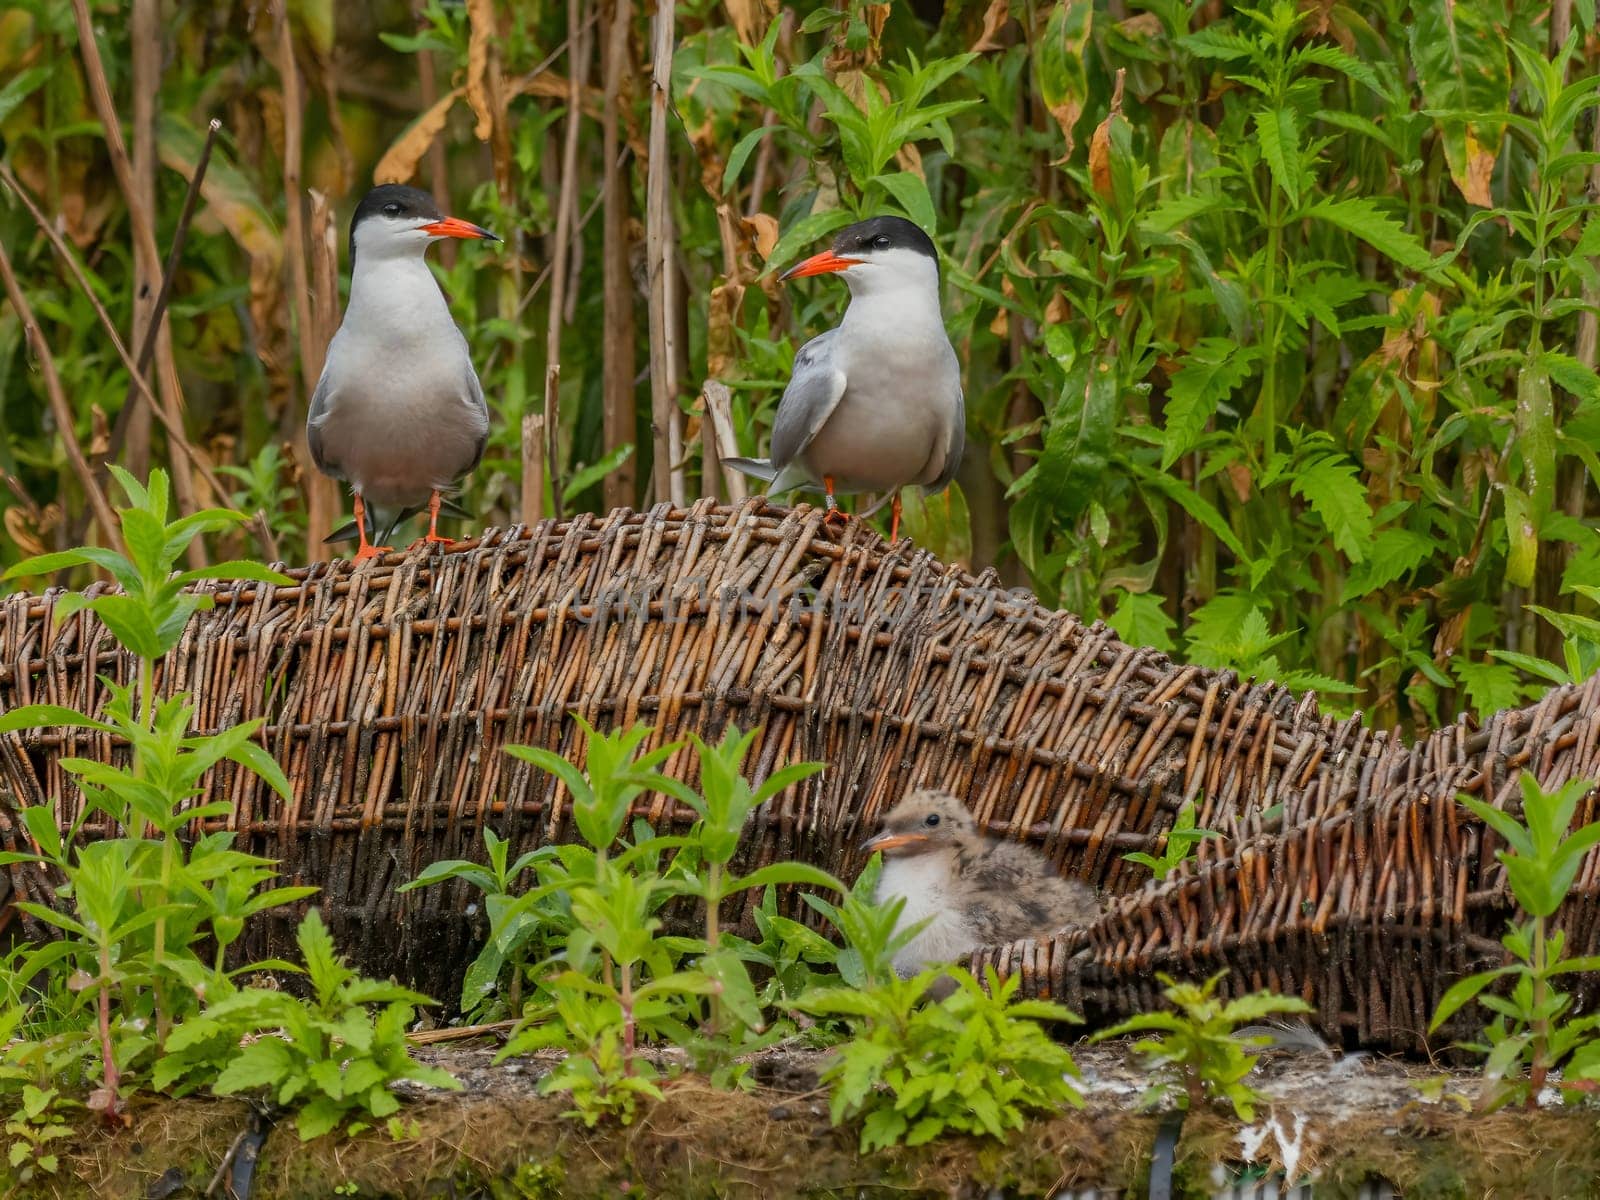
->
3, 1, 1600, 729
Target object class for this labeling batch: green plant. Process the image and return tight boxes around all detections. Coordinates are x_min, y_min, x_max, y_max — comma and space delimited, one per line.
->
2, 1083, 73, 1185
399, 829, 560, 1020
155, 910, 459, 1139
794, 965, 1083, 1152
1092, 971, 1313, 1120
1429, 772, 1600, 1109
1123, 799, 1223, 881
0, 468, 301, 1119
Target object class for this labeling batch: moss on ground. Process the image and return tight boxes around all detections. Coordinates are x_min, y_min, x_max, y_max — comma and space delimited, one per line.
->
9, 1050, 1600, 1199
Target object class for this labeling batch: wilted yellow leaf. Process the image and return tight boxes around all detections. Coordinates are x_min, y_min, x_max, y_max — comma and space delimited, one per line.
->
741, 213, 779, 260
466, 0, 496, 141
374, 87, 464, 184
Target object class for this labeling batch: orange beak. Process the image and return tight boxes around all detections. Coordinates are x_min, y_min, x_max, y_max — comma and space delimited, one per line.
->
781, 249, 863, 281
859, 830, 926, 854
421, 216, 500, 242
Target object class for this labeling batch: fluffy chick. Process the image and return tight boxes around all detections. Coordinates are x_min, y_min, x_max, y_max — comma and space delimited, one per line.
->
860, 788, 1101, 979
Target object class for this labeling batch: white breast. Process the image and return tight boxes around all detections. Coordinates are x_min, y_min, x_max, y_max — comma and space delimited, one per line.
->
874, 855, 978, 979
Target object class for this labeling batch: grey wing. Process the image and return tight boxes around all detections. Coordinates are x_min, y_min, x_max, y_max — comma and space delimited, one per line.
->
460, 362, 490, 478
305, 368, 343, 480
769, 329, 848, 469
929, 386, 965, 492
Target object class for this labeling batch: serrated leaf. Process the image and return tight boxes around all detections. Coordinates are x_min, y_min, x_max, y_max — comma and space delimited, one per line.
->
1254, 107, 1301, 204
1161, 339, 1251, 468
1106, 591, 1175, 653
1341, 527, 1434, 600
1034, 0, 1094, 155
1453, 660, 1526, 717
1306, 197, 1435, 275
1409, 0, 1510, 206
1290, 456, 1373, 562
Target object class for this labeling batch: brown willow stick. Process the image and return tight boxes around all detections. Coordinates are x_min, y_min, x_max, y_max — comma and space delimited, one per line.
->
0, 155, 279, 562
0, 238, 122, 551
69, 0, 200, 543
646, 0, 684, 506
601, 0, 637, 511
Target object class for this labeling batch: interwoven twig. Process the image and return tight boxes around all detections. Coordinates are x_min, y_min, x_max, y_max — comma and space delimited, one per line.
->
0, 500, 1592, 1050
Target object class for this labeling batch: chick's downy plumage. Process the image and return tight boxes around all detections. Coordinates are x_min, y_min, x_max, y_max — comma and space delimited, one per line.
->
861, 789, 1100, 979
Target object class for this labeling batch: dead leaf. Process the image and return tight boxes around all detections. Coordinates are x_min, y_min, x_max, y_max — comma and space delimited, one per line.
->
742, 213, 779, 261
895, 140, 924, 178
722, 0, 774, 44
970, 0, 1013, 51
1225, 461, 1252, 503
466, 0, 496, 141
89, 404, 109, 457
1458, 128, 1495, 208
1088, 69, 1126, 200
1044, 292, 1070, 324
375, 87, 463, 185
3, 503, 56, 559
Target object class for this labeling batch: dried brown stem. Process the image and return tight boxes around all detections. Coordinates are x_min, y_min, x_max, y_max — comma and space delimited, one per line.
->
303, 191, 341, 553
0, 237, 121, 550
544, 0, 594, 520
70, 0, 198, 546
702, 380, 747, 502
127, 0, 159, 478
0, 160, 274, 557
108, 119, 221, 466
601, 0, 638, 511
412, 0, 455, 267
646, 0, 685, 506
522, 411, 546, 525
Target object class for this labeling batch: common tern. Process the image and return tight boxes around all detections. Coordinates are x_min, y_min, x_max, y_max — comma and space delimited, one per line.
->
307, 183, 498, 560
861, 789, 1100, 980
724, 215, 965, 542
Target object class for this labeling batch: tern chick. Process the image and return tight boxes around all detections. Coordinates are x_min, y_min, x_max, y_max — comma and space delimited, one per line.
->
308, 184, 499, 560
860, 789, 1100, 979
724, 215, 965, 542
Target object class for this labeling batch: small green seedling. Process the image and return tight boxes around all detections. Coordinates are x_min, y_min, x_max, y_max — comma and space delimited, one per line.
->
1123, 798, 1224, 881
1092, 971, 1312, 1120
795, 965, 1082, 1152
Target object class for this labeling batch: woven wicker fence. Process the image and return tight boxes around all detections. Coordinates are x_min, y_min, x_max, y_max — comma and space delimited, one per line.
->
0, 500, 1594, 1052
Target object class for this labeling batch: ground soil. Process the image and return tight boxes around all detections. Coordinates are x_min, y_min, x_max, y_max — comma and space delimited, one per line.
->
16, 1038, 1600, 1199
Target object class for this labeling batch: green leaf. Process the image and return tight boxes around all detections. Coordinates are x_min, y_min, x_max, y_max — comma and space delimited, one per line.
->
1106, 591, 1175, 654
562, 444, 636, 507
1453, 660, 1527, 718
0, 67, 49, 127
1290, 456, 1373, 563
1161, 339, 1252, 469
1502, 483, 1538, 588
1517, 365, 1556, 524
1409, 0, 1510, 206
1305, 197, 1436, 275
872, 172, 937, 235
1253, 107, 1301, 204
1341, 527, 1434, 600
768, 209, 860, 277
1033, 0, 1094, 154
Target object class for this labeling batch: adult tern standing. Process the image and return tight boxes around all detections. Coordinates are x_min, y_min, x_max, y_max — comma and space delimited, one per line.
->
308, 184, 499, 560
723, 215, 965, 542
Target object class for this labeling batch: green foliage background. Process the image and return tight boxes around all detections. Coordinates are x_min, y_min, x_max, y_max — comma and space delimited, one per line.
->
3, 0, 1600, 731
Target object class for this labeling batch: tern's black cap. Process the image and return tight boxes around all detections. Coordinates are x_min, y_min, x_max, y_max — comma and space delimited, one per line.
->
831, 215, 937, 262
349, 184, 444, 261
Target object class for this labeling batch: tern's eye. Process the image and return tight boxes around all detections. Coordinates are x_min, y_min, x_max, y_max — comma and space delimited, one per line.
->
873, 235, 891, 249
924, 813, 940, 827
382, 203, 402, 217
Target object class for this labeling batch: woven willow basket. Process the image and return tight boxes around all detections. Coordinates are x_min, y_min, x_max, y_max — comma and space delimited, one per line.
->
1, 500, 1595, 1051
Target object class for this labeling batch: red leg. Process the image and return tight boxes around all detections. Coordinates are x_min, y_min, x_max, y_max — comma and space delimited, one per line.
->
822, 475, 848, 527
889, 492, 902, 542
351, 493, 392, 562
422, 490, 454, 545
